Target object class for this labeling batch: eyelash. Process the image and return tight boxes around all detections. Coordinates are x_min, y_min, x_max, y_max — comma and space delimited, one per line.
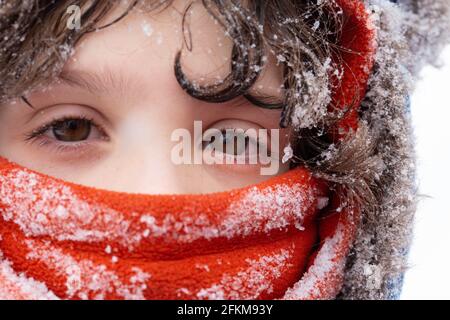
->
24, 115, 108, 152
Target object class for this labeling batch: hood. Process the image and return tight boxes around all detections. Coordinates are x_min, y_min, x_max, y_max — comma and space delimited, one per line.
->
338, 0, 450, 299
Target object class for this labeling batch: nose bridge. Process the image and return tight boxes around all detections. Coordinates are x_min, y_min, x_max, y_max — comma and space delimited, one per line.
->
116, 155, 191, 195
110, 100, 199, 194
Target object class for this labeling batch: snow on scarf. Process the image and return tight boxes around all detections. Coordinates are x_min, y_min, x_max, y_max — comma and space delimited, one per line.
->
0, 157, 361, 300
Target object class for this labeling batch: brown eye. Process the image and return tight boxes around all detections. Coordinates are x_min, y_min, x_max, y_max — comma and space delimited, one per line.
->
204, 130, 258, 157
52, 119, 92, 142
219, 131, 250, 156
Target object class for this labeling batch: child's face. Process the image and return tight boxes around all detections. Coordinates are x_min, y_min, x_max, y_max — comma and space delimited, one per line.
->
0, 1, 289, 194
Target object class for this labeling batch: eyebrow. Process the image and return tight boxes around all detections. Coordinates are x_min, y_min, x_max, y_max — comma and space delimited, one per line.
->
55, 68, 284, 112
57, 68, 133, 97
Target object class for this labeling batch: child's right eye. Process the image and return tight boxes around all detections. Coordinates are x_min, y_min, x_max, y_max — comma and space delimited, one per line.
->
29, 117, 106, 142
51, 118, 93, 142
25, 115, 109, 154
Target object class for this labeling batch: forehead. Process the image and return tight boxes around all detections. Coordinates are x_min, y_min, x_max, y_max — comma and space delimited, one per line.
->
66, 1, 230, 81
63, 0, 283, 99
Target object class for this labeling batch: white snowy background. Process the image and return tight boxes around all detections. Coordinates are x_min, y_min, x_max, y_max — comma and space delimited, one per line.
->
401, 45, 450, 300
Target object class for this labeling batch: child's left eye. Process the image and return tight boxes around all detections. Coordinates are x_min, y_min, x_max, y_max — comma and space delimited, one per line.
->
201, 120, 272, 164
207, 130, 256, 157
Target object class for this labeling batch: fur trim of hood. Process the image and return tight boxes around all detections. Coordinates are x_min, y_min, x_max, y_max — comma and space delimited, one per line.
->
338, 0, 450, 299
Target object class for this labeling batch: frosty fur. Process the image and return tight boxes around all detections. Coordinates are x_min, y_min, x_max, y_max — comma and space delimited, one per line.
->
337, 0, 450, 299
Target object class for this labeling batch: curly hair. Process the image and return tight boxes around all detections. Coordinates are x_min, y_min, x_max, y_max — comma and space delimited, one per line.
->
0, 0, 344, 128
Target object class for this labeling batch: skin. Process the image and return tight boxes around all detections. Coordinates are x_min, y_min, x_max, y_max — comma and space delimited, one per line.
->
0, 0, 290, 194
